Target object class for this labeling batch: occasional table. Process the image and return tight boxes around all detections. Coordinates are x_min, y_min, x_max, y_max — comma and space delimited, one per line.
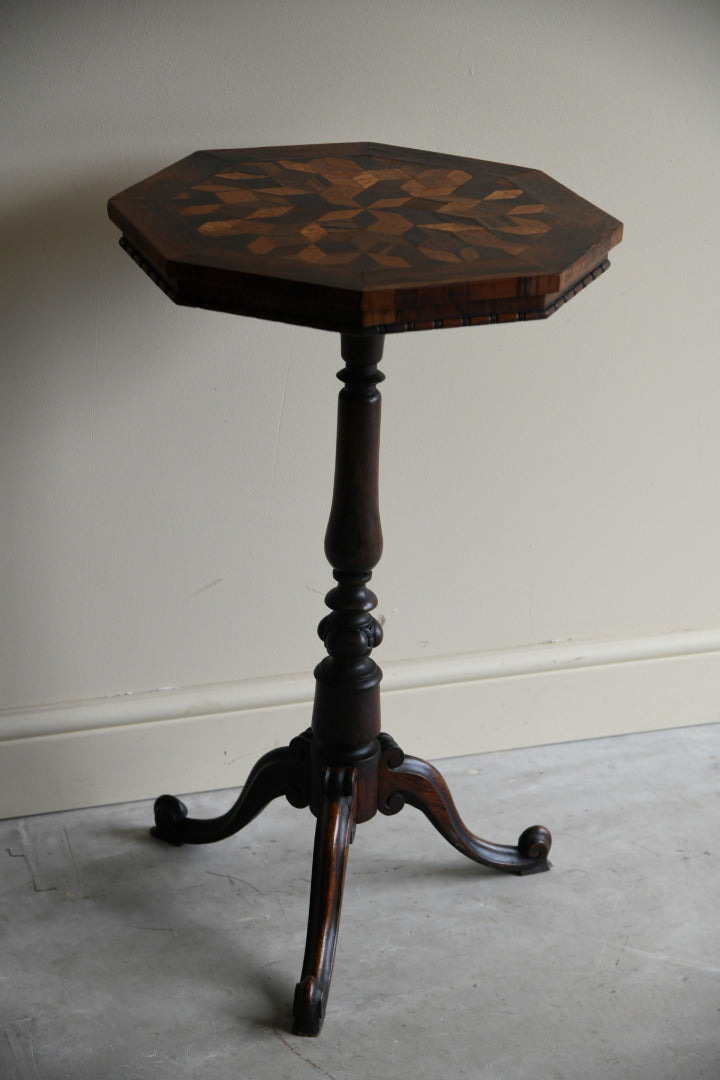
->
108, 142, 622, 1036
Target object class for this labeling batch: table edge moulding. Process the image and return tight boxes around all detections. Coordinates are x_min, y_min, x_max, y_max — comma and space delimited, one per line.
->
107, 141, 622, 1037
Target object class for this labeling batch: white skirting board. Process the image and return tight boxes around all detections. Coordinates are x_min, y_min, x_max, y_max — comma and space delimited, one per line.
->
2, 630, 720, 819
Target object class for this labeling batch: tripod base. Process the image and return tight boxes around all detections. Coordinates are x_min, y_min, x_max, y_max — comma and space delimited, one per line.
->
152, 729, 551, 1036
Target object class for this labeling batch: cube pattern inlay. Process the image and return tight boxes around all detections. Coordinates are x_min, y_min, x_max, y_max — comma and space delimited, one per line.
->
175, 151, 552, 271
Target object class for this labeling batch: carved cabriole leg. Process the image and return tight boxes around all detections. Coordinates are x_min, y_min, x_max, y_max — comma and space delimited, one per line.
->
151, 730, 312, 846
377, 734, 552, 875
293, 765, 357, 1037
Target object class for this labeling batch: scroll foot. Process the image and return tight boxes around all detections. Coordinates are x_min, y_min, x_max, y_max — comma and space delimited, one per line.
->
377, 734, 551, 875
151, 794, 189, 846
293, 976, 325, 1038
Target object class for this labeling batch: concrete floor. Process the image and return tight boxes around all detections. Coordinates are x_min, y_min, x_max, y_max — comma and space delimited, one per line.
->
2, 723, 719, 1079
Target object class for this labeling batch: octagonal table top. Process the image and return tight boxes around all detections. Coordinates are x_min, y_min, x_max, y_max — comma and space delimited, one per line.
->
108, 141, 622, 334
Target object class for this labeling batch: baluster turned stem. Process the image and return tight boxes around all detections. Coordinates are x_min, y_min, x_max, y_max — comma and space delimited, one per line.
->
311, 334, 385, 760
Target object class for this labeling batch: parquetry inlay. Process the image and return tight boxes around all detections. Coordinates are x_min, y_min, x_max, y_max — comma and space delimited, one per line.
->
173, 152, 552, 271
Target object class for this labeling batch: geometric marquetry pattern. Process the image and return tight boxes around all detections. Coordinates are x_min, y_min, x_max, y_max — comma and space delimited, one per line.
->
173, 151, 552, 272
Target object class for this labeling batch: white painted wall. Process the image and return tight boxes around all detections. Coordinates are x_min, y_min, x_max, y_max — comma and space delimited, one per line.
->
2, 1, 720, 816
